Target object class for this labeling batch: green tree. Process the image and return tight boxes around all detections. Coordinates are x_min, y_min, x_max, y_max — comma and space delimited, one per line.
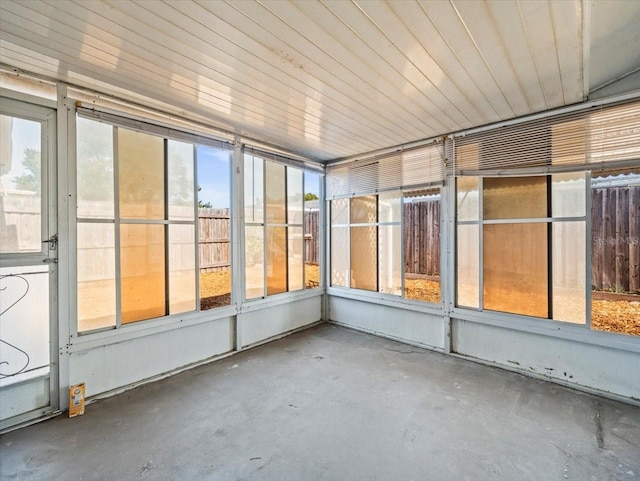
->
198, 186, 212, 208
304, 192, 319, 201
13, 148, 41, 193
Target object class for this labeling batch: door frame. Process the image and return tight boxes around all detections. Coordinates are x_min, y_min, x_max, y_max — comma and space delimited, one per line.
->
0, 95, 59, 431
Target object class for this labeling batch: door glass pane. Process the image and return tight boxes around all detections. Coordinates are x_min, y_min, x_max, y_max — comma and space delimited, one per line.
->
483, 223, 548, 317
121, 224, 166, 323
244, 155, 263, 224
0, 266, 50, 387
483, 177, 548, 220
118, 128, 164, 220
267, 226, 287, 295
76, 117, 114, 219
169, 224, 196, 315
265, 161, 286, 224
457, 224, 479, 308
245, 226, 264, 299
350, 195, 376, 224
378, 192, 401, 223
287, 168, 303, 224
379, 224, 401, 295
304, 172, 320, 289
331, 227, 349, 287
168, 140, 194, 221
288, 226, 304, 291
351, 226, 377, 291
552, 172, 586, 218
77, 222, 116, 332
0, 115, 42, 253
552, 221, 586, 324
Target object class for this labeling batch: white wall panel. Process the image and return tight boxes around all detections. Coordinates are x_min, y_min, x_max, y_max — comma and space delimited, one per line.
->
452, 319, 640, 401
329, 296, 445, 350
69, 317, 234, 398
239, 296, 322, 348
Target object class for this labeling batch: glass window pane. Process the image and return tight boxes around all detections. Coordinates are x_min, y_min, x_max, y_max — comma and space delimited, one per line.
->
77, 117, 114, 219
378, 191, 401, 223
552, 172, 586, 218
483, 223, 548, 317
0, 115, 42, 253
305, 172, 320, 289
118, 128, 164, 220
350, 195, 377, 224
457, 224, 479, 308
331, 227, 349, 287
552, 222, 586, 323
265, 161, 286, 224
287, 167, 303, 225
456, 177, 479, 222
288, 226, 304, 291
169, 224, 196, 315
331, 198, 349, 225
167, 140, 194, 221
405, 193, 441, 304
351, 226, 377, 291
267, 226, 287, 295
245, 225, 264, 299
121, 224, 166, 323
379, 224, 401, 295
198, 146, 231, 210
483, 177, 548, 220
77, 222, 116, 331
244, 154, 263, 224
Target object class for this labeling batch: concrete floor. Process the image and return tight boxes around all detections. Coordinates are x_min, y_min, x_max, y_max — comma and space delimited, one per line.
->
1, 324, 639, 481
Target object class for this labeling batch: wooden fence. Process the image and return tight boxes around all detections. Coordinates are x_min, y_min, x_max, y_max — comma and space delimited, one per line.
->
304, 210, 320, 264
591, 186, 639, 293
404, 200, 440, 276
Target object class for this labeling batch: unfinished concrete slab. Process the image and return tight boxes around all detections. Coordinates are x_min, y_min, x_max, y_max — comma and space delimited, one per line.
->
1, 324, 639, 481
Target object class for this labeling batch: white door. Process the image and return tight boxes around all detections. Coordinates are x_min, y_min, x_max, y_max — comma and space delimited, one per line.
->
0, 97, 58, 431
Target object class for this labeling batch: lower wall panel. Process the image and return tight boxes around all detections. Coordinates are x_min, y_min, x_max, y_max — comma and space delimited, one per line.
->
239, 296, 322, 348
452, 319, 640, 401
329, 296, 445, 350
69, 317, 235, 398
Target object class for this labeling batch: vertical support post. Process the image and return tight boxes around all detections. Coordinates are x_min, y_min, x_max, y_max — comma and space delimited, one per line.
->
320, 173, 329, 321
231, 138, 244, 350
442, 181, 452, 353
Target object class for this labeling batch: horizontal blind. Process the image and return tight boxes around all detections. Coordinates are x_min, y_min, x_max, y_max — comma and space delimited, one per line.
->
243, 145, 324, 173
326, 143, 446, 199
77, 104, 234, 150
454, 100, 640, 175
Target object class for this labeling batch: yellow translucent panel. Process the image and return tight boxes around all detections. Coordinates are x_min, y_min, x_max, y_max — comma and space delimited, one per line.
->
169, 225, 196, 315
168, 140, 194, 221
552, 172, 586, 218
288, 226, 304, 291
121, 224, 166, 323
118, 128, 164, 220
77, 222, 116, 331
457, 177, 479, 221
379, 224, 401, 295
350, 226, 377, 291
331, 227, 349, 287
76, 117, 114, 219
287, 168, 304, 224
378, 192, 401, 223
265, 161, 286, 224
0, 116, 42, 253
457, 224, 479, 308
245, 226, 264, 299
244, 154, 263, 223
483, 177, 547, 220
350, 195, 377, 224
331, 198, 349, 225
483, 223, 548, 317
267, 226, 287, 295
551, 118, 586, 165
552, 222, 586, 323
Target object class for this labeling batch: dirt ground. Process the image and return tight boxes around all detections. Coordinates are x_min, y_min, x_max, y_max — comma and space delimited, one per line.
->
198, 270, 638, 336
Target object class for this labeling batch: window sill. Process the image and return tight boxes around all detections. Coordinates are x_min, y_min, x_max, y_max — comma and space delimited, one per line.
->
240, 288, 324, 313
327, 287, 444, 315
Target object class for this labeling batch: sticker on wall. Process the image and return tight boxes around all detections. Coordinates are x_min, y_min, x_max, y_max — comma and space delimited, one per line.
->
69, 383, 86, 417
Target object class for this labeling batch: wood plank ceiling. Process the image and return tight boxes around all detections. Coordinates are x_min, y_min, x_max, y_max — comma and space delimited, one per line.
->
1, 0, 639, 162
